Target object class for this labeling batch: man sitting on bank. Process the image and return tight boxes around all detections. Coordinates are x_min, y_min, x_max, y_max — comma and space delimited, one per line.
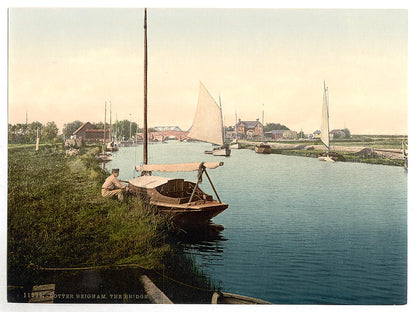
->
101, 168, 129, 202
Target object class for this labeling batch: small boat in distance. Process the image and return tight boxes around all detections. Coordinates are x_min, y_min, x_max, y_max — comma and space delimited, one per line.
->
211, 292, 272, 304
318, 81, 339, 162
188, 83, 231, 156
255, 143, 271, 154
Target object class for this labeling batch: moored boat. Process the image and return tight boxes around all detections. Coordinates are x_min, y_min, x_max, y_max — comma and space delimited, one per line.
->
255, 143, 271, 154
95, 153, 113, 162
127, 10, 229, 227
211, 292, 272, 304
128, 162, 228, 226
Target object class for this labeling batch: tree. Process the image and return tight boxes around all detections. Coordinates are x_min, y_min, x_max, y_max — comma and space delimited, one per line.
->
343, 128, 351, 138
8, 122, 42, 144
263, 123, 290, 132
113, 120, 138, 140
63, 120, 84, 139
41, 121, 59, 142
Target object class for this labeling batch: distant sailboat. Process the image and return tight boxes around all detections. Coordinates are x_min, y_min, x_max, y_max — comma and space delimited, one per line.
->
229, 112, 241, 149
96, 101, 113, 162
318, 81, 339, 162
106, 101, 119, 152
188, 83, 231, 156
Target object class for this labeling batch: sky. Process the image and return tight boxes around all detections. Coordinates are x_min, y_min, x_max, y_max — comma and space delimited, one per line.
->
6, 6, 409, 135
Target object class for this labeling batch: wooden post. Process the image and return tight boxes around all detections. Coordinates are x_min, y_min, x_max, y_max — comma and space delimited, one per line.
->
204, 168, 222, 203
143, 8, 148, 165
35, 127, 39, 151
140, 275, 173, 304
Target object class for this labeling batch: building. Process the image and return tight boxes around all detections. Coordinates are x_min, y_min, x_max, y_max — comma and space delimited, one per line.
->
330, 129, 346, 138
265, 130, 298, 140
236, 119, 264, 139
73, 122, 110, 142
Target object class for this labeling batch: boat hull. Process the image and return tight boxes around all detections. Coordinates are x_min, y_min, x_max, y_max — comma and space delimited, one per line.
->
229, 143, 241, 149
255, 145, 271, 154
128, 176, 228, 226
212, 146, 231, 156
318, 151, 339, 162
155, 201, 228, 226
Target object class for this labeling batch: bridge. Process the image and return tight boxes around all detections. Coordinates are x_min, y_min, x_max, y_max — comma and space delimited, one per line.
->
137, 130, 189, 141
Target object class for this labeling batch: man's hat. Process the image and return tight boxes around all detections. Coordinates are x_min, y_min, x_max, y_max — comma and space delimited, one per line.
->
112, 168, 120, 173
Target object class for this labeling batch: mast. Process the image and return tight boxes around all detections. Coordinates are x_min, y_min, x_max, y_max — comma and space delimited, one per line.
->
109, 101, 112, 142
219, 95, 225, 145
104, 101, 107, 144
143, 8, 148, 164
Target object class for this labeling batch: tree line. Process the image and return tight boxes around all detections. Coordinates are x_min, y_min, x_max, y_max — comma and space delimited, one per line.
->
8, 120, 141, 144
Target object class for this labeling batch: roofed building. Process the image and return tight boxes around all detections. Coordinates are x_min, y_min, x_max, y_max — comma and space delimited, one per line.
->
236, 119, 264, 139
73, 122, 110, 142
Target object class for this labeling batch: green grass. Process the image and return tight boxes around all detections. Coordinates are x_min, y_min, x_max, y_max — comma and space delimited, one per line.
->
8, 145, 215, 303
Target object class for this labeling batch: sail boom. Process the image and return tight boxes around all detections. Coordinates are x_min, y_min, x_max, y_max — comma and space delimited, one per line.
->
136, 162, 224, 172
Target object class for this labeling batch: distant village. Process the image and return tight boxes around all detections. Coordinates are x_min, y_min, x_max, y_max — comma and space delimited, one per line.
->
69, 119, 349, 144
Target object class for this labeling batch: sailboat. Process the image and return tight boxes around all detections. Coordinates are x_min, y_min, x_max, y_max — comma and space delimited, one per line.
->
127, 9, 228, 226
188, 83, 231, 156
95, 101, 113, 162
318, 81, 339, 162
229, 113, 241, 149
106, 101, 119, 152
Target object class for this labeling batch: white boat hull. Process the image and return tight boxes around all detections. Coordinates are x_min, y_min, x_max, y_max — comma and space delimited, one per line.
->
229, 143, 241, 149
212, 147, 231, 156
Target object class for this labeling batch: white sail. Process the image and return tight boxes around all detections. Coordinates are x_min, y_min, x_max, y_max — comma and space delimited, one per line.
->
188, 82, 224, 146
320, 81, 330, 151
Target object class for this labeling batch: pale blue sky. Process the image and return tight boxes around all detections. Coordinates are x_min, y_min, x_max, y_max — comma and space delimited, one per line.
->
8, 7, 408, 134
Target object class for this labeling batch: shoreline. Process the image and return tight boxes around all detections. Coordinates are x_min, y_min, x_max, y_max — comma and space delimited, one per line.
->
239, 140, 406, 166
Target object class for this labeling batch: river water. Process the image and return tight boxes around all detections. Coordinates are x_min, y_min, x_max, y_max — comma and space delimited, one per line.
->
108, 141, 407, 305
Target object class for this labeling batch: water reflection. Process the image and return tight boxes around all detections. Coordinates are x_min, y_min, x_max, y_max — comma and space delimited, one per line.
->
177, 223, 227, 264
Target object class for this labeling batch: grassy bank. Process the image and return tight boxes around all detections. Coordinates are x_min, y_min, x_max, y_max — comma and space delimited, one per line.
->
8, 144, 215, 303
241, 143, 405, 166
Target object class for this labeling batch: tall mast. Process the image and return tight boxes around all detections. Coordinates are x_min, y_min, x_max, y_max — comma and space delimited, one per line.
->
143, 8, 148, 164
219, 95, 224, 145
109, 101, 112, 141
104, 101, 107, 143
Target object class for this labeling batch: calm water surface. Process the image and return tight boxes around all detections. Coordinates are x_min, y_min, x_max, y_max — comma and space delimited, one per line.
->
108, 141, 407, 304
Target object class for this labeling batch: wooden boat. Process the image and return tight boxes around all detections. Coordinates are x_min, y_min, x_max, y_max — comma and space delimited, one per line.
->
318, 81, 339, 162
188, 83, 231, 157
211, 292, 272, 304
95, 153, 113, 162
229, 140, 241, 149
106, 141, 119, 152
128, 162, 228, 226
128, 10, 228, 227
255, 143, 271, 154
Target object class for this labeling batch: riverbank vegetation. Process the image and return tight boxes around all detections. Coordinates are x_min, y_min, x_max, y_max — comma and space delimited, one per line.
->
8, 144, 215, 303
